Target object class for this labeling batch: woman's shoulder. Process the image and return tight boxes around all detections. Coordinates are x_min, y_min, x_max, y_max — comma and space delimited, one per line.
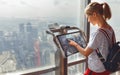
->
97, 26, 114, 39
98, 25, 114, 33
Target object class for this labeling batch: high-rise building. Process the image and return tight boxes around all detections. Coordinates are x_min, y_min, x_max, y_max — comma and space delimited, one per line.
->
19, 23, 25, 33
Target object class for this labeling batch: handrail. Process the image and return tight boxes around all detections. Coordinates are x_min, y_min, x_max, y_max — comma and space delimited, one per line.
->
68, 58, 86, 66
4, 58, 86, 75
5, 65, 56, 75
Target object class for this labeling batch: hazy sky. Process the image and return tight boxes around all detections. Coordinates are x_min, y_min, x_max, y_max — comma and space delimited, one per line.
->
0, 0, 79, 18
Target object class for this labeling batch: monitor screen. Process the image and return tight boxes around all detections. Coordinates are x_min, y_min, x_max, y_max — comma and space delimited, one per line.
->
57, 31, 86, 56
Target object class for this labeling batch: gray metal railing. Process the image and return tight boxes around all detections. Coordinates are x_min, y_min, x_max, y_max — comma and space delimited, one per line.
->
4, 57, 86, 75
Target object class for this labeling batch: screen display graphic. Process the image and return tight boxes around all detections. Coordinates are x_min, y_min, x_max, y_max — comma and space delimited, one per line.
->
57, 31, 86, 56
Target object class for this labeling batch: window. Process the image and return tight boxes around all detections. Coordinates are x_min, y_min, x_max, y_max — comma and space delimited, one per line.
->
91, 0, 120, 41
0, 0, 87, 75
90, 0, 120, 75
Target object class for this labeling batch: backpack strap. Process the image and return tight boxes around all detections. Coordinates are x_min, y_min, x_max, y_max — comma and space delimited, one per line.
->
95, 48, 105, 62
99, 28, 116, 47
99, 29, 112, 46
112, 31, 116, 44
95, 28, 115, 63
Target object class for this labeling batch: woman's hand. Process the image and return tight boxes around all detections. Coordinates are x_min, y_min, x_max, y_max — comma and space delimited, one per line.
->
68, 39, 78, 47
68, 39, 93, 57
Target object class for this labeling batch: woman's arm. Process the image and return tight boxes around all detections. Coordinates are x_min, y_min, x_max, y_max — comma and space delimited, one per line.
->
69, 40, 93, 57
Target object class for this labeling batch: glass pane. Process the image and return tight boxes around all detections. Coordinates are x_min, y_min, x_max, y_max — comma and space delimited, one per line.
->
91, 0, 120, 41
91, 0, 120, 75
68, 62, 85, 75
0, 0, 86, 74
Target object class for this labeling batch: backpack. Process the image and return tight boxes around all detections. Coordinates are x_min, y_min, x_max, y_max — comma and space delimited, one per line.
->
96, 29, 120, 72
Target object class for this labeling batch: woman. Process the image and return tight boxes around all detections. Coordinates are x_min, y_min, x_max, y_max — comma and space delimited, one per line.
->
69, 2, 116, 75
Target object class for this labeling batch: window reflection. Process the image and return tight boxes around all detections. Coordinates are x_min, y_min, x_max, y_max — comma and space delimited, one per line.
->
91, 0, 120, 75
0, 0, 86, 74
91, 0, 120, 41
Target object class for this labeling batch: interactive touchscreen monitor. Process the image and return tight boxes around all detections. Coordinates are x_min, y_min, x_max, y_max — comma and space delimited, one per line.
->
57, 31, 86, 56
